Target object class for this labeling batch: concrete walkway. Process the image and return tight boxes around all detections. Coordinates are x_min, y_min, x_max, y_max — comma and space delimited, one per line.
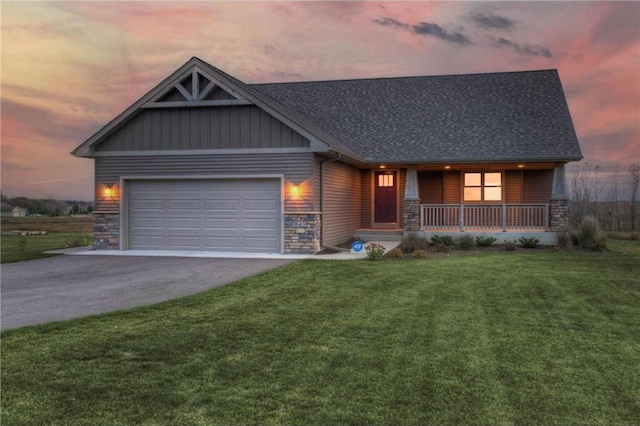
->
48, 241, 401, 260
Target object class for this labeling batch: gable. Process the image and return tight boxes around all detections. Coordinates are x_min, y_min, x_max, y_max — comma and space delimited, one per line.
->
95, 105, 310, 152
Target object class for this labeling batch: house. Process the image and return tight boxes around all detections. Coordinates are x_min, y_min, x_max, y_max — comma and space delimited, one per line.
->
11, 206, 27, 217
1, 203, 13, 217
72, 57, 582, 254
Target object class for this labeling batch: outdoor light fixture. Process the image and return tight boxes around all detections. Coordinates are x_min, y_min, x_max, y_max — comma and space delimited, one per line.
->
102, 185, 116, 200
291, 184, 301, 198
518, 164, 525, 168
445, 165, 451, 169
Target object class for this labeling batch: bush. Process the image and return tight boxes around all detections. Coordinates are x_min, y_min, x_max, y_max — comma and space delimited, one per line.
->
475, 236, 497, 247
385, 247, 404, 259
365, 243, 386, 261
556, 230, 571, 250
518, 237, 540, 249
411, 249, 430, 259
400, 233, 430, 254
431, 235, 454, 247
578, 216, 601, 250
456, 234, 475, 250
503, 241, 517, 251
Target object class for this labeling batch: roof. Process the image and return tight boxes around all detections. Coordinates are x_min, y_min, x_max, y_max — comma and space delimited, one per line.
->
74, 57, 582, 164
254, 70, 582, 163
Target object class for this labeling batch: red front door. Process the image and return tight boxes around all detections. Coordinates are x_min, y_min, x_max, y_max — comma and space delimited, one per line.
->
374, 171, 397, 223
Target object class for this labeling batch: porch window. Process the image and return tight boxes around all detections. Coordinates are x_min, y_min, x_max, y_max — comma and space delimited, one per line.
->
378, 173, 394, 187
463, 172, 502, 202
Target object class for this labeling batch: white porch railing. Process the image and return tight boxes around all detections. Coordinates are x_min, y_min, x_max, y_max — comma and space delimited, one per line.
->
420, 204, 549, 231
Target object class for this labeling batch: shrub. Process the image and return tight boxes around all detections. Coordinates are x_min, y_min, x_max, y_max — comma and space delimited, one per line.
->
365, 243, 386, 261
456, 234, 475, 250
475, 236, 497, 247
556, 230, 571, 250
400, 233, 430, 254
385, 247, 404, 259
66, 232, 91, 248
431, 235, 454, 247
17, 236, 28, 252
591, 236, 607, 252
570, 231, 580, 247
578, 216, 600, 250
518, 237, 539, 249
411, 249, 430, 259
503, 241, 517, 251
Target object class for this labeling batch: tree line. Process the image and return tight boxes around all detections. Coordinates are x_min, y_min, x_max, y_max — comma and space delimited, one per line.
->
0, 194, 93, 216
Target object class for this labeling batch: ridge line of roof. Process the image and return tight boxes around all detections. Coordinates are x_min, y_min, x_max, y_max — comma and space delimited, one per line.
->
251, 68, 559, 86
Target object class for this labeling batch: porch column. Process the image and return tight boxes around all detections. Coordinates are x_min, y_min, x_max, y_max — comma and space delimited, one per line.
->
403, 166, 421, 232
550, 164, 569, 231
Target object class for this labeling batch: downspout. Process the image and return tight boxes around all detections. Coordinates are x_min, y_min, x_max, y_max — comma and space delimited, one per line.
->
319, 152, 341, 248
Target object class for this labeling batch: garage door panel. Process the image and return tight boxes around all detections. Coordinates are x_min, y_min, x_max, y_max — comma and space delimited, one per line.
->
128, 179, 281, 252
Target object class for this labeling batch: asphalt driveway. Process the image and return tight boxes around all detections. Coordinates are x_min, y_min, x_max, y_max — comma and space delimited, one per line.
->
1, 256, 293, 330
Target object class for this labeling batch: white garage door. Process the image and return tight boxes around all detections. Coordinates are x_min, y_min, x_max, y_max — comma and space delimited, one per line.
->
127, 179, 281, 253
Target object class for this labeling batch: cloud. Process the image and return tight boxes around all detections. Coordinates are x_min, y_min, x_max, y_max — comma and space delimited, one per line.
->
472, 13, 515, 30
412, 22, 471, 45
271, 71, 303, 79
493, 37, 552, 58
263, 44, 277, 55
373, 17, 410, 31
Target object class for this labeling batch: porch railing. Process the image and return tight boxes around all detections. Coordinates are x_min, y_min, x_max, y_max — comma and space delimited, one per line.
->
420, 204, 549, 231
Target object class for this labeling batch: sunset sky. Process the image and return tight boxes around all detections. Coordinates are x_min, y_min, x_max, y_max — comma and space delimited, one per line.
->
1, 1, 639, 200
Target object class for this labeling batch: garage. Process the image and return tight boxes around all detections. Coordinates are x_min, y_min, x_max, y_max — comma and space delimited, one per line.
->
126, 179, 282, 253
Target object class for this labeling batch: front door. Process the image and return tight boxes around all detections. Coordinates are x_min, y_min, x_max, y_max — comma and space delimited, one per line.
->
374, 171, 398, 224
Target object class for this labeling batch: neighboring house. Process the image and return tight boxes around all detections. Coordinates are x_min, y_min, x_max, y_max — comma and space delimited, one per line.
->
11, 207, 27, 217
72, 57, 582, 254
1, 203, 13, 217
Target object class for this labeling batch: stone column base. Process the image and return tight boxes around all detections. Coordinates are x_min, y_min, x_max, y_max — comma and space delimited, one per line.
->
284, 212, 321, 254
550, 198, 569, 231
93, 213, 120, 249
403, 199, 421, 232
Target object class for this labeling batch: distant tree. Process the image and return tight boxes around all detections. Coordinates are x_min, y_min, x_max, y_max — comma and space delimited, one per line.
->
70, 204, 80, 215
86, 204, 94, 214
630, 165, 639, 231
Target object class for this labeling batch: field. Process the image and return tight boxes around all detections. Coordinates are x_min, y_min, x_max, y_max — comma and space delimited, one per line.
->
1, 216, 93, 263
2, 242, 639, 425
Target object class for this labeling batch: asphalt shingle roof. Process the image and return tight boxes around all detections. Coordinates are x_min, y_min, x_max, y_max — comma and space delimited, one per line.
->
253, 70, 582, 164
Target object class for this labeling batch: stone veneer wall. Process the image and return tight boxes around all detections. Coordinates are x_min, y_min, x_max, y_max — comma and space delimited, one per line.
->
284, 212, 321, 254
549, 199, 569, 231
93, 213, 120, 249
402, 199, 421, 232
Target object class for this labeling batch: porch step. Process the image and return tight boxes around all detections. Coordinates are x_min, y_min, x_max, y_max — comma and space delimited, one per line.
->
354, 229, 404, 242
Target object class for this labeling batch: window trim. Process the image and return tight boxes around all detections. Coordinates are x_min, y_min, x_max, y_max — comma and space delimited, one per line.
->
462, 171, 503, 203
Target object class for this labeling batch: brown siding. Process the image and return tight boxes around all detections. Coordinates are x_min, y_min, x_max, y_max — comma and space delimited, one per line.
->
94, 152, 314, 214
443, 171, 461, 204
418, 171, 443, 204
524, 170, 553, 203
96, 106, 310, 151
398, 169, 406, 227
322, 161, 362, 246
504, 170, 524, 204
361, 170, 372, 228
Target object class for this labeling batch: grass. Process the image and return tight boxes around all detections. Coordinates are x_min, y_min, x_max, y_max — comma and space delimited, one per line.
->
1, 216, 93, 263
0, 233, 92, 263
2, 244, 639, 425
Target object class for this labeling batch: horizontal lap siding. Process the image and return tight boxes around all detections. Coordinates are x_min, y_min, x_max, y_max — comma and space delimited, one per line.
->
419, 171, 443, 204
96, 106, 309, 151
505, 170, 524, 204
524, 170, 553, 203
443, 171, 461, 204
95, 153, 314, 214
323, 162, 362, 246
361, 170, 372, 228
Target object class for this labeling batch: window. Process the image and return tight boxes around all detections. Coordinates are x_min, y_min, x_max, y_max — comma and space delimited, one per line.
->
463, 172, 502, 201
378, 173, 394, 187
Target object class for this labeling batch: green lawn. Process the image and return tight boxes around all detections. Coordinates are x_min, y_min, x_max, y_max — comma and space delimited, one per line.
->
0, 233, 92, 263
2, 247, 639, 425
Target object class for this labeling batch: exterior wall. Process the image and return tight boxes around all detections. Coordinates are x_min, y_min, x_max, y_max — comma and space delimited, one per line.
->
550, 199, 569, 231
418, 172, 443, 204
93, 152, 315, 250
361, 170, 372, 228
96, 106, 310, 151
322, 161, 362, 246
504, 170, 524, 203
443, 171, 462, 204
523, 170, 553, 203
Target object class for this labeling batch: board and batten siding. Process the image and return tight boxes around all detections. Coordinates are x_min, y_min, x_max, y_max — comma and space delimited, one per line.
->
96, 106, 310, 152
95, 152, 315, 214
322, 161, 362, 247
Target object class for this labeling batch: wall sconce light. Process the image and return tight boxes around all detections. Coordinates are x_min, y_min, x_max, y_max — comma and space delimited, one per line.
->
291, 184, 301, 198
518, 164, 525, 168
102, 185, 116, 200
444, 165, 451, 169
